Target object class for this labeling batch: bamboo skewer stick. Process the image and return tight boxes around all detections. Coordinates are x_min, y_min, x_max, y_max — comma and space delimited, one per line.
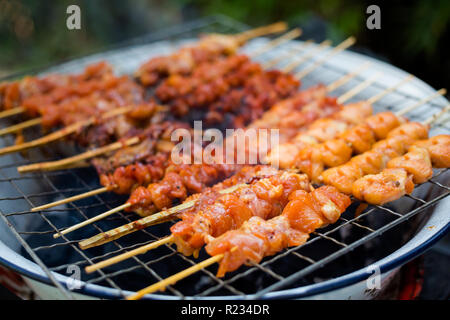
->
326, 61, 371, 92
262, 40, 314, 69
423, 104, 450, 126
31, 186, 111, 212
76, 71, 393, 250
366, 74, 414, 104
295, 36, 356, 80
249, 28, 302, 58
126, 248, 237, 300
337, 72, 382, 104
396, 89, 447, 116
17, 136, 140, 173
54, 203, 131, 238
281, 40, 331, 73
0, 106, 135, 156
85, 235, 174, 274
0, 117, 42, 136
0, 106, 25, 119
234, 22, 288, 43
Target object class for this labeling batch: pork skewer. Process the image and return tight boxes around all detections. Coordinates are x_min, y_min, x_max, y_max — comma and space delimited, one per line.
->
0, 22, 288, 120
0, 61, 116, 120
0, 30, 300, 157
16, 45, 310, 173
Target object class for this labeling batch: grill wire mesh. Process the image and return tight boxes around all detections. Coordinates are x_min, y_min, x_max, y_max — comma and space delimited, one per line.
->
0, 15, 449, 300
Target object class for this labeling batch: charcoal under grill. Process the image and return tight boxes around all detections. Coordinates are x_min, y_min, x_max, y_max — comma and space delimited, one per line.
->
0, 15, 449, 300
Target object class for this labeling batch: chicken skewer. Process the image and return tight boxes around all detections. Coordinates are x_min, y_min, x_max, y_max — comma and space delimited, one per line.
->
352, 125, 450, 204
85, 165, 312, 273
78, 75, 415, 250
267, 88, 446, 182
0, 22, 288, 120
322, 105, 450, 194
126, 112, 449, 298
32, 53, 365, 214
262, 39, 315, 70
126, 184, 351, 299
56, 69, 374, 240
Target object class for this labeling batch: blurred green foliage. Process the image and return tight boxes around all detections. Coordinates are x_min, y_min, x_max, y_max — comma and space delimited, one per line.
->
0, 0, 449, 88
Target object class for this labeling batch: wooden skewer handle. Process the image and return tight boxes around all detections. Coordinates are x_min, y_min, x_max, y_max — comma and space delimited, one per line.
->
85, 235, 174, 274
0, 106, 25, 119
31, 187, 110, 212
0, 117, 42, 136
18, 136, 140, 173
250, 28, 302, 58
53, 203, 131, 239
236, 22, 287, 43
126, 253, 225, 300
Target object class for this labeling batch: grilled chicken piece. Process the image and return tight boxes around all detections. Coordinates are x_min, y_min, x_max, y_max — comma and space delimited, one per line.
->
387, 146, 433, 184
413, 134, 450, 168
339, 123, 376, 154
319, 139, 353, 168
387, 122, 429, 141
333, 101, 373, 126
206, 186, 351, 277
365, 111, 405, 139
321, 162, 363, 194
352, 168, 414, 204
171, 170, 310, 256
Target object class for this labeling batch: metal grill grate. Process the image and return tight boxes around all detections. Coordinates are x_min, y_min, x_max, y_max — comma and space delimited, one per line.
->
0, 15, 449, 300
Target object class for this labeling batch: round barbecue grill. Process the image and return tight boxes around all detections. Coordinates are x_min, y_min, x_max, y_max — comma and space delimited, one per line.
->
0, 16, 448, 300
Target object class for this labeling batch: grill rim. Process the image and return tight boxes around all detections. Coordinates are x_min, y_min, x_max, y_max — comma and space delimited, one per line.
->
0, 14, 449, 300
